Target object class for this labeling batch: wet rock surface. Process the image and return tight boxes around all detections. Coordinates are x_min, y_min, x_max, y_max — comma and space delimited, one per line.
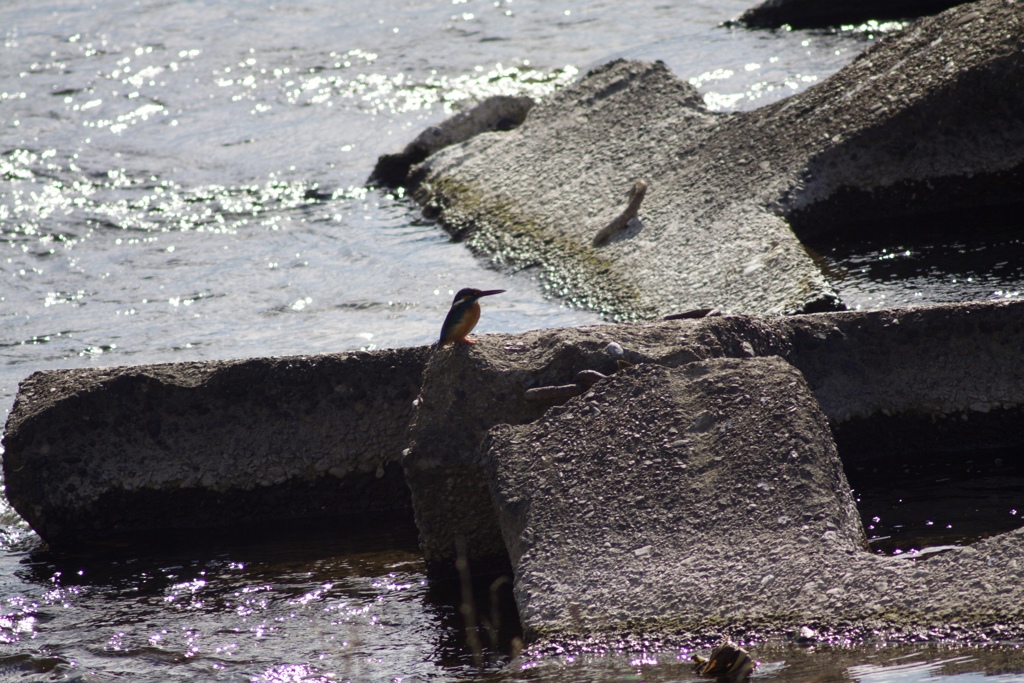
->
389, 0, 1023, 318
2, 348, 428, 547
403, 299, 1024, 573
483, 358, 1024, 642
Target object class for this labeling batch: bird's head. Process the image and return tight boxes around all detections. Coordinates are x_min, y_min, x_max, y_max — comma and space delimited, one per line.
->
452, 288, 505, 305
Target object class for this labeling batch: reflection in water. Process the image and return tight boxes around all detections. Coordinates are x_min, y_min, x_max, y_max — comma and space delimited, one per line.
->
809, 227, 1024, 311
0, 520, 521, 681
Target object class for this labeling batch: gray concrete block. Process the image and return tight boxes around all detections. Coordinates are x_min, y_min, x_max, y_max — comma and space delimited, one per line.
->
2, 348, 429, 547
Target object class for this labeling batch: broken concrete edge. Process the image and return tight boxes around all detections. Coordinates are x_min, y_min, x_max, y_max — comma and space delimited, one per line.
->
540, 578, 1024, 644
521, 611, 1024, 653
2, 346, 431, 548
519, 613, 1024, 660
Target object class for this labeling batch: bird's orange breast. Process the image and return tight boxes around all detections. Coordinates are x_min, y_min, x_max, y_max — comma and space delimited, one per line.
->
445, 301, 481, 342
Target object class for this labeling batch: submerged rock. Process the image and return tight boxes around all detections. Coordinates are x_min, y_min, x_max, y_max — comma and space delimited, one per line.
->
384, 0, 1024, 318
2, 348, 428, 547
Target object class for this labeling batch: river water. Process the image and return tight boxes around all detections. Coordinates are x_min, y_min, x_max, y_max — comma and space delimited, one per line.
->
2, 1, 1023, 680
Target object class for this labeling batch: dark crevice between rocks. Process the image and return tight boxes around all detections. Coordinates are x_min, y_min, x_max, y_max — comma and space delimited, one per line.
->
733, 0, 969, 30
786, 168, 1024, 310
425, 548, 523, 666
847, 444, 1024, 556
831, 407, 1024, 465
787, 165, 1024, 245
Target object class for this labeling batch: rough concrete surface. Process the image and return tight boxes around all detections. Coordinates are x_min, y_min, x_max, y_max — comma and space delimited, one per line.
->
2, 347, 428, 546
484, 358, 1024, 642
386, 0, 1023, 319
403, 299, 1024, 573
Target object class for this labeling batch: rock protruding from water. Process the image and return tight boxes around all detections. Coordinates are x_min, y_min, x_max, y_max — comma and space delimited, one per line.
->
2, 348, 428, 547
484, 357, 1024, 642
734, 0, 965, 29
402, 299, 1024, 575
369, 95, 534, 188
389, 0, 1023, 318
5, 297, 1023, 588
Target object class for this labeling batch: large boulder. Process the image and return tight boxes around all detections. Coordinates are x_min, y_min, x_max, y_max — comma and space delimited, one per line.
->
2, 348, 428, 547
484, 357, 1024, 642
380, 0, 1024, 318
403, 299, 1024, 574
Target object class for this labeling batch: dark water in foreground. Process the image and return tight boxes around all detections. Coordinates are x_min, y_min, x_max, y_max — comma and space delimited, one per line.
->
5, 513, 1024, 682
3, 0, 1024, 680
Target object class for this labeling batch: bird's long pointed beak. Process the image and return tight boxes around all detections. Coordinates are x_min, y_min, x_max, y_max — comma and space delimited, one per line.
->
477, 289, 506, 297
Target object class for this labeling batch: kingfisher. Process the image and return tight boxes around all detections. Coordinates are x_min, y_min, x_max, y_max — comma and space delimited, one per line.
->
437, 288, 505, 346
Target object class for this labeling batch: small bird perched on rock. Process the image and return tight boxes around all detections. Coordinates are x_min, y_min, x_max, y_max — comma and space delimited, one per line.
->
437, 288, 505, 346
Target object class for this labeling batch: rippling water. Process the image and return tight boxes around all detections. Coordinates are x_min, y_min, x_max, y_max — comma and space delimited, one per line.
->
3, 1, 1023, 680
